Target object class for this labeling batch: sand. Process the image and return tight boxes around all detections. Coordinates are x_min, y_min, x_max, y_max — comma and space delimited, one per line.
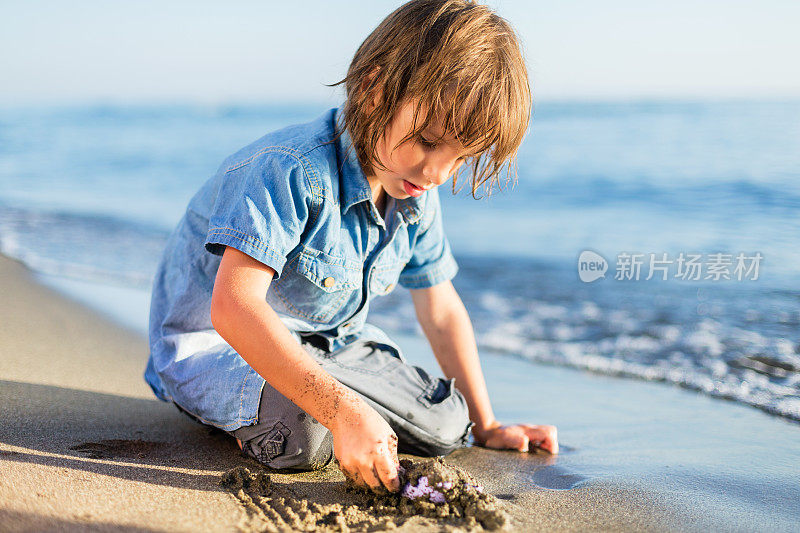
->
1, 251, 799, 532
219, 456, 509, 532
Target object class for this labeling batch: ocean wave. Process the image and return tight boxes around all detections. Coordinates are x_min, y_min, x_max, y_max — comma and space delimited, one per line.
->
369, 258, 800, 423
0, 204, 167, 290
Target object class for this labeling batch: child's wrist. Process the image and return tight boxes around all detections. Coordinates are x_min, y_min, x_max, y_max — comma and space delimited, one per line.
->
471, 419, 502, 443
324, 386, 371, 435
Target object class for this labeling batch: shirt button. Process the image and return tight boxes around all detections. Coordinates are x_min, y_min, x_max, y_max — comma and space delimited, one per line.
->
323, 276, 335, 288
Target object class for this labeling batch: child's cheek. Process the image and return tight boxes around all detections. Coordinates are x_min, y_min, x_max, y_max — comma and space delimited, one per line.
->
399, 145, 424, 172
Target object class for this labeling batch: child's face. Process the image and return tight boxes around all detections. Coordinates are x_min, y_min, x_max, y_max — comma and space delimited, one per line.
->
369, 100, 473, 200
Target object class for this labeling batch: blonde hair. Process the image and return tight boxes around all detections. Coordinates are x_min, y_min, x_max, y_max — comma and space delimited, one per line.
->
330, 0, 531, 198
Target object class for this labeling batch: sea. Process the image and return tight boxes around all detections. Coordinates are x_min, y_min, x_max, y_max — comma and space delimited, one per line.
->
1, 99, 798, 422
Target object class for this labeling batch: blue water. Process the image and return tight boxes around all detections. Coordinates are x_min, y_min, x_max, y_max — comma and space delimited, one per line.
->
1, 100, 799, 421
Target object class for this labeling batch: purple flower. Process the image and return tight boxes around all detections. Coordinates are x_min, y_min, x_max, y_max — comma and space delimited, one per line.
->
401, 475, 447, 503
400, 473, 483, 503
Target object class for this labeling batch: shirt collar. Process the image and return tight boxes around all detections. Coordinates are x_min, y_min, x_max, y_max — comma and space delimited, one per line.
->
333, 106, 424, 225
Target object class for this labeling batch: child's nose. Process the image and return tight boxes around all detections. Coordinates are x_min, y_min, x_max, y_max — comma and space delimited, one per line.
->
423, 158, 460, 186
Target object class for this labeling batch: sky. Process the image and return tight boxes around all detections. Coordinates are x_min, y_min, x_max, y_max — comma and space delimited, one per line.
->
1, 0, 799, 105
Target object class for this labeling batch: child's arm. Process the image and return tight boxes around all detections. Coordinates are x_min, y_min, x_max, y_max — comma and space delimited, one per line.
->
409, 280, 559, 454
211, 246, 401, 492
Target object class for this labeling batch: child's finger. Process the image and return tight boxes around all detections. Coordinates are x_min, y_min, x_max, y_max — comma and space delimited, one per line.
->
374, 451, 401, 492
523, 425, 558, 454
343, 466, 366, 489
485, 427, 526, 452
358, 462, 383, 493
497, 425, 529, 452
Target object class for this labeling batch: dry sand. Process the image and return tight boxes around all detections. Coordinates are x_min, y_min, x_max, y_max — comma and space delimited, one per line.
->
0, 252, 695, 531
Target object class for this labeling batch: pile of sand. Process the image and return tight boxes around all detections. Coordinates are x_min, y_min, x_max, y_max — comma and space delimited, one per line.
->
220, 456, 509, 532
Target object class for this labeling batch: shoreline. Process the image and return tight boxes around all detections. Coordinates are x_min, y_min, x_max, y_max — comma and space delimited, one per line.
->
1, 251, 799, 531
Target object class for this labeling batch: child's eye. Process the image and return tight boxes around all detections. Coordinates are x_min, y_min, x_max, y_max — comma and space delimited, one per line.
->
417, 134, 438, 149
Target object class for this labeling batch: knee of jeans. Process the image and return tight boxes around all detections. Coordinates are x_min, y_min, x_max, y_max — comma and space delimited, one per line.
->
415, 388, 473, 456
241, 417, 334, 472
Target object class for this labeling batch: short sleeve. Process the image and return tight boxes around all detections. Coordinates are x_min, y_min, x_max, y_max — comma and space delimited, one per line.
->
205, 151, 311, 277
398, 188, 459, 289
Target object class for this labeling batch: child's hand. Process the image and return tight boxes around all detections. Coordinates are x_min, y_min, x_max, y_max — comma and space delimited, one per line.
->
330, 399, 402, 494
472, 421, 559, 454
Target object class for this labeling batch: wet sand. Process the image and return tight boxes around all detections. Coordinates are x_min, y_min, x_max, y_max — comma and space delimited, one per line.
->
1, 251, 799, 531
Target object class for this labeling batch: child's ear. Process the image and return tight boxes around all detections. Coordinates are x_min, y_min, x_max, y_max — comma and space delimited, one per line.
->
361, 65, 383, 112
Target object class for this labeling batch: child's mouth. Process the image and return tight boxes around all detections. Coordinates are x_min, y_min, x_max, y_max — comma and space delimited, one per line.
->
402, 179, 425, 197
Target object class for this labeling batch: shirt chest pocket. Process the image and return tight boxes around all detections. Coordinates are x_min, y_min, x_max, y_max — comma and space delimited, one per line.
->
370, 261, 405, 296
271, 248, 362, 324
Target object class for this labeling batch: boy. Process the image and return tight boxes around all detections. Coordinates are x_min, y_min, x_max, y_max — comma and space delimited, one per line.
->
145, 0, 558, 495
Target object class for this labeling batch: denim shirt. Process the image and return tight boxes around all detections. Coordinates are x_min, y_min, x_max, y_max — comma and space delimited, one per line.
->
145, 106, 459, 431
